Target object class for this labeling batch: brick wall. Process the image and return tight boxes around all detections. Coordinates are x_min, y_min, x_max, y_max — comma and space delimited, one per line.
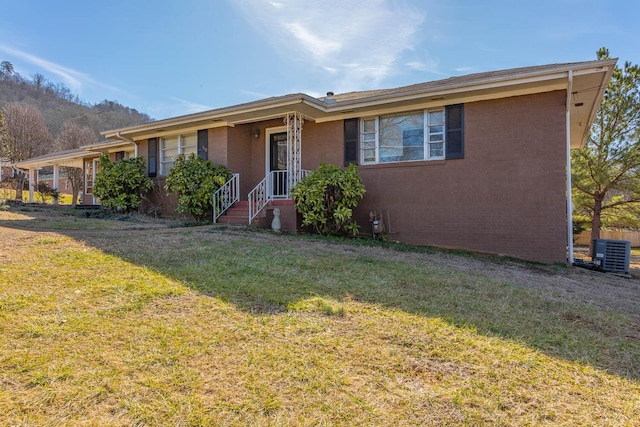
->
349, 91, 568, 263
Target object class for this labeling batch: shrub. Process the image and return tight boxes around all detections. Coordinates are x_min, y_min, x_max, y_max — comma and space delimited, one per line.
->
92, 154, 154, 212
35, 182, 58, 204
291, 163, 365, 236
164, 153, 232, 221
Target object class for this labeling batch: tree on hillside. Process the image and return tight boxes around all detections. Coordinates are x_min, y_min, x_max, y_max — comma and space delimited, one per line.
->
0, 62, 152, 139
0, 61, 14, 80
572, 48, 640, 245
55, 121, 96, 151
0, 103, 51, 201
0, 111, 9, 158
31, 73, 46, 92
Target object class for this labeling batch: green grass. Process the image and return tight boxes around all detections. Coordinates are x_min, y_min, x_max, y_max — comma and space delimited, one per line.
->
1, 207, 639, 425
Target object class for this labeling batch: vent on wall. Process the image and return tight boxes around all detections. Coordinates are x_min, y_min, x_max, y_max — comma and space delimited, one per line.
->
592, 239, 631, 273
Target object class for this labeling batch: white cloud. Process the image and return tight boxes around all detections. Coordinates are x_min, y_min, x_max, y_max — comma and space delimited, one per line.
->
454, 66, 477, 73
284, 22, 342, 58
145, 98, 212, 119
268, 1, 284, 8
233, 0, 426, 92
404, 51, 445, 76
0, 43, 122, 96
169, 98, 213, 115
0, 44, 84, 92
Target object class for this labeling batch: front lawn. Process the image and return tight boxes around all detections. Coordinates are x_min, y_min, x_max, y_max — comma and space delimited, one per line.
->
1, 207, 639, 425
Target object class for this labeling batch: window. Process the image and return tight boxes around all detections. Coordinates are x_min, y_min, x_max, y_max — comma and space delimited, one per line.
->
379, 111, 424, 162
361, 118, 377, 163
427, 110, 444, 159
148, 138, 158, 177
359, 107, 456, 164
160, 133, 197, 175
197, 129, 208, 160
85, 160, 94, 194
343, 118, 358, 166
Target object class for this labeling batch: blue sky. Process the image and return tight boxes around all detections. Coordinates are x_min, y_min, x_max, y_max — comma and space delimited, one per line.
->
1, 0, 637, 120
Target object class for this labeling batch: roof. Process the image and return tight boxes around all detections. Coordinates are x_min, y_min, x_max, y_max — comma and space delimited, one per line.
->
13, 59, 617, 170
11, 147, 96, 169
101, 59, 615, 149
11, 140, 136, 169
322, 61, 606, 102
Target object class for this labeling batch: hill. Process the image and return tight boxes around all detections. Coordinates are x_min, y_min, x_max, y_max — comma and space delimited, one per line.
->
0, 62, 151, 145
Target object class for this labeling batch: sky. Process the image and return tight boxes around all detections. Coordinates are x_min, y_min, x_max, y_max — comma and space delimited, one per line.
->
0, 0, 638, 121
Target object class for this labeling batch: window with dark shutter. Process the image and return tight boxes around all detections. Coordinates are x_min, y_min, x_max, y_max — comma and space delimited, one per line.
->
197, 129, 208, 160
148, 138, 158, 177
344, 118, 358, 166
115, 151, 125, 161
445, 104, 464, 159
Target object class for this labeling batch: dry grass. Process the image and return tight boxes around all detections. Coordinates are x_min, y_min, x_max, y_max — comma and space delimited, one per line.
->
1, 206, 639, 425
0, 188, 77, 205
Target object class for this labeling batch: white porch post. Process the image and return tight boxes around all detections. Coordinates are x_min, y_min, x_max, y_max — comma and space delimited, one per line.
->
52, 164, 59, 205
28, 168, 35, 202
284, 112, 304, 192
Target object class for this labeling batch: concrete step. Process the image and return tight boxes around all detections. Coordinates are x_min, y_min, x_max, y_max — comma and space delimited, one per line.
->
217, 215, 249, 225
223, 207, 249, 217
217, 199, 294, 226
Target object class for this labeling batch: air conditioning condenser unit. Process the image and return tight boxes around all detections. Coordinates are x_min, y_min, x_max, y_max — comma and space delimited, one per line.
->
592, 239, 631, 274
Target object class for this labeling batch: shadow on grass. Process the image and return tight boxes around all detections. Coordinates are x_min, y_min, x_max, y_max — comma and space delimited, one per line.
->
2, 208, 640, 381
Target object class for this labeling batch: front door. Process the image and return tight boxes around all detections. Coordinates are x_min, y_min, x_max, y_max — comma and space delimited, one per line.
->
270, 132, 288, 197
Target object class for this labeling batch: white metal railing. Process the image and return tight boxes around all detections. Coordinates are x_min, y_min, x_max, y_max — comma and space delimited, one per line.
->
248, 169, 311, 224
213, 173, 240, 223
248, 172, 271, 225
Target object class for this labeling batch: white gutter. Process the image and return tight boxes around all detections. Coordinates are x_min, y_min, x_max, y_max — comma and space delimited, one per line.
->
116, 131, 138, 157
566, 70, 574, 264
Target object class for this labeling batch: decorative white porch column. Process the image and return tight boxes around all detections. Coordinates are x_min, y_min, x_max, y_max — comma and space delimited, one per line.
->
28, 168, 35, 202
52, 164, 59, 205
284, 112, 304, 192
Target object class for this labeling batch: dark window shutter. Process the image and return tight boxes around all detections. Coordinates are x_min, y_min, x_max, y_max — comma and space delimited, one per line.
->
148, 138, 158, 177
115, 151, 125, 161
197, 129, 208, 160
445, 104, 464, 160
344, 118, 358, 166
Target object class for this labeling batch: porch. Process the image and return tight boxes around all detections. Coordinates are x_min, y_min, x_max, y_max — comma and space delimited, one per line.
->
213, 169, 310, 231
212, 112, 308, 230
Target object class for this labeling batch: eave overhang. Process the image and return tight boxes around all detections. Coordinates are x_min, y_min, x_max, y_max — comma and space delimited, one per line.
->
11, 148, 101, 170
99, 59, 614, 149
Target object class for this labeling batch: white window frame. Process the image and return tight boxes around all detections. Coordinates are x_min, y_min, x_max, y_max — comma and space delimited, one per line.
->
84, 158, 99, 204
159, 133, 197, 175
360, 117, 378, 164
426, 109, 445, 160
359, 108, 446, 164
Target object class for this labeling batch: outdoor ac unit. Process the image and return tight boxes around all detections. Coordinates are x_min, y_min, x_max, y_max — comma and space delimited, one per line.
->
592, 239, 631, 274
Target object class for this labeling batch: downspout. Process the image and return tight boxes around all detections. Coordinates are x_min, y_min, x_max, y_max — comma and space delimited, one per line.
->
116, 131, 138, 157
566, 70, 574, 264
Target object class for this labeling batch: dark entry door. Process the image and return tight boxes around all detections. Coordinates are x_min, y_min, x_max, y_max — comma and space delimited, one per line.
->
270, 132, 288, 197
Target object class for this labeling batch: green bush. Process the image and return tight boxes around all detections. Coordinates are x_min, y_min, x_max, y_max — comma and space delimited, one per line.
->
164, 153, 232, 221
291, 163, 365, 236
93, 154, 154, 212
